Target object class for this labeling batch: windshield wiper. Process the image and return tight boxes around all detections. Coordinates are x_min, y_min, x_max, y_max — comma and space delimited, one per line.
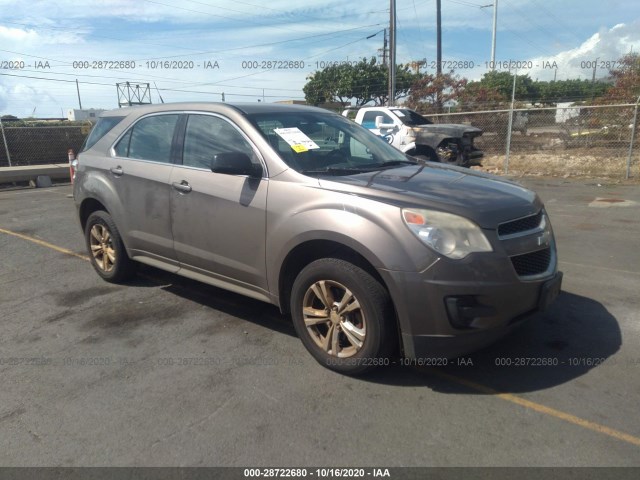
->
300, 160, 417, 176
377, 160, 417, 167
299, 166, 373, 175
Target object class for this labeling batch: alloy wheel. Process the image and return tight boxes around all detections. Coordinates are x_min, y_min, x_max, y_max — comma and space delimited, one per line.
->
302, 280, 367, 358
89, 224, 116, 272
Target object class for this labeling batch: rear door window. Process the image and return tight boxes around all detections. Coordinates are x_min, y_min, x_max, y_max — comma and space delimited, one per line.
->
114, 114, 179, 163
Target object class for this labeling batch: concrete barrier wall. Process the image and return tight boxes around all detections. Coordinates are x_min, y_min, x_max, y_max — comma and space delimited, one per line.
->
0, 164, 70, 184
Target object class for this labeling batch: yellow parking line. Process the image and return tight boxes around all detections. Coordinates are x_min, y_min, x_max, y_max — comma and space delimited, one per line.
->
0, 227, 89, 261
430, 369, 640, 447
2, 226, 640, 448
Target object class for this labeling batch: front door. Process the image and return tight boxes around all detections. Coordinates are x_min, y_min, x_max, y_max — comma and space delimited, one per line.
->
169, 113, 269, 296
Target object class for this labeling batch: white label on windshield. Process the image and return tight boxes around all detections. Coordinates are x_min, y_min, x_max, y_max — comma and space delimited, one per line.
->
395, 110, 405, 117
274, 127, 320, 153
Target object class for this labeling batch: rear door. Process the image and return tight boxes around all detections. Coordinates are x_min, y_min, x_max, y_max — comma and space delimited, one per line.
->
169, 113, 269, 296
110, 113, 180, 267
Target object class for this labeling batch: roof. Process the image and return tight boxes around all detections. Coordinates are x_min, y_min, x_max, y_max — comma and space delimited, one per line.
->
100, 102, 329, 118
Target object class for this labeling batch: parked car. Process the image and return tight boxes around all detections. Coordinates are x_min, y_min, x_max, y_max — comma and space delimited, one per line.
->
74, 102, 562, 375
342, 106, 484, 167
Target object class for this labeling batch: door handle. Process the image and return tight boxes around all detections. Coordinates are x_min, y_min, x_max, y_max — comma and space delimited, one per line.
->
172, 181, 192, 193
110, 166, 123, 176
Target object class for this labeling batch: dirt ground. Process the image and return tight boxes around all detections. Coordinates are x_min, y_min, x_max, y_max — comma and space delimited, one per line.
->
474, 150, 639, 183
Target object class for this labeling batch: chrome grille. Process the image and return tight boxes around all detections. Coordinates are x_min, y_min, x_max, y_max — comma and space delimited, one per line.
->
510, 248, 551, 277
498, 211, 543, 238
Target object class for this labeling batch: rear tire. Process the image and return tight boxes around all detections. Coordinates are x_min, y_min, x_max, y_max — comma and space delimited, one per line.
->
290, 258, 395, 375
85, 211, 135, 283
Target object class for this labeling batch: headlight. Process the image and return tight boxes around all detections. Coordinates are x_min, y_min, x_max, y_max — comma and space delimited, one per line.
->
402, 208, 492, 259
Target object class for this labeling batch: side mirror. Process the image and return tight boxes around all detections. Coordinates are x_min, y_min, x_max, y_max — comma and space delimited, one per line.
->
211, 152, 262, 177
375, 116, 396, 130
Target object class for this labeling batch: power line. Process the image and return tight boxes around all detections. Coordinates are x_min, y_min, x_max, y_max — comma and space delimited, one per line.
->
444, 0, 490, 8
129, 23, 386, 62
0, 71, 304, 100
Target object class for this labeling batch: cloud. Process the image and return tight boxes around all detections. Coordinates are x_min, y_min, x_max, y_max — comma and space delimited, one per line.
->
0, 25, 84, 47
527, 21, 640, 81
0, 1, 639, 116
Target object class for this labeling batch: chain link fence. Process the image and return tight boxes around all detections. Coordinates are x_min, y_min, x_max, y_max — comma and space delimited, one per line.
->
0, 121, 91, 168
1, 104, 639, 179
426, 101, 640, 179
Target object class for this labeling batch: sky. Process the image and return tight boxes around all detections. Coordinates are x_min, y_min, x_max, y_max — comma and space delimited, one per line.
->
0, 0, 639, 117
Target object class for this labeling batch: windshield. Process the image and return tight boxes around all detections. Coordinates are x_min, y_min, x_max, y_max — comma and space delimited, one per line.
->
395, 109, 433, 126
247, 111, 414, 176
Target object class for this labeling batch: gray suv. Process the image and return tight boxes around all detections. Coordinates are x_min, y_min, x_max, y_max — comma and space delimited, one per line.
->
73, 102, 562, 374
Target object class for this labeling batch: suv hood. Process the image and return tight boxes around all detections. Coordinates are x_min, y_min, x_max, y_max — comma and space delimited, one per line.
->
414, 124, 482, 137
318, 163, 541, 228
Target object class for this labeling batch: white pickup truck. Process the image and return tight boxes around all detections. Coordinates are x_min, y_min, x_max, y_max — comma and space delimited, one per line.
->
342, 106, 483, 167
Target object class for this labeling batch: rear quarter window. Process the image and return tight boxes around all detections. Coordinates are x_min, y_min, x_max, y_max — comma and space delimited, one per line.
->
82, 116, 125, 151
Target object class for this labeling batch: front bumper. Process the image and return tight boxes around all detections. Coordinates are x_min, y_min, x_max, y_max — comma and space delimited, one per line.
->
465, 148, 483, 166
380, 262, 563, 359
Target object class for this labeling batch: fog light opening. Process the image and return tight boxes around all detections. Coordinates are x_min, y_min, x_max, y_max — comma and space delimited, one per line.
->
445, 296, 496, 329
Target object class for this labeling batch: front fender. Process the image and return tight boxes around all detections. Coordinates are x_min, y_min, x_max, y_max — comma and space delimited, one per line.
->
265, 178, 440, 336
267, 204, 422, 289
415, 131, 451, 149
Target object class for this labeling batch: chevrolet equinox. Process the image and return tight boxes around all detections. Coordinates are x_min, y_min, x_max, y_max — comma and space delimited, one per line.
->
73, 102, 562, 374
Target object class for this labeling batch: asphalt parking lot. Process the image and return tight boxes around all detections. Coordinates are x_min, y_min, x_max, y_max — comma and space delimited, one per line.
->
0, 178, 639, 467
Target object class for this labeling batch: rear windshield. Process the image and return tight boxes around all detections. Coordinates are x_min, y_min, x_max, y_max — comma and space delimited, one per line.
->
82, 116, 125, 151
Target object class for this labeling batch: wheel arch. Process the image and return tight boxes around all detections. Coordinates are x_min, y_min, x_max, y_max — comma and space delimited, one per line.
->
79, 197, 109, 231
277, 238, 403, 354
278, 239, 387, 315
406, 144, 438, 161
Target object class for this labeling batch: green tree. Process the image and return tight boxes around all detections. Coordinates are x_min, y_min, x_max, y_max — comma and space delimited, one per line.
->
303, 63, 353, 106
536, 79, 608, 105
347, 57, 387, 107
459, 71, 538, 108
303, 58, 417, 107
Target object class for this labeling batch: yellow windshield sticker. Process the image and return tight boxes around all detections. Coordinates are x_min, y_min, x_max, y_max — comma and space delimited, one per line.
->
291, 144, 308, 153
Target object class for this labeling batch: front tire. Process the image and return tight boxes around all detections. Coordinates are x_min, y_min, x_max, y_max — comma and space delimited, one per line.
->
85, 210, 135, 283
290, 258, 395, 375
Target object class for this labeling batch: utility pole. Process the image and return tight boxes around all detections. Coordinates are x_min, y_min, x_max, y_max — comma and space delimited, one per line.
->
76, 79, 82, 110
591, 59, 598, 101
379, 28, 388, 66
491, 0, 498, 69
436, 0, 442, 112
377, 29, 388, 65
436, 0, 442, 77
389, 0, 396, 106
505, 70, 516, 173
